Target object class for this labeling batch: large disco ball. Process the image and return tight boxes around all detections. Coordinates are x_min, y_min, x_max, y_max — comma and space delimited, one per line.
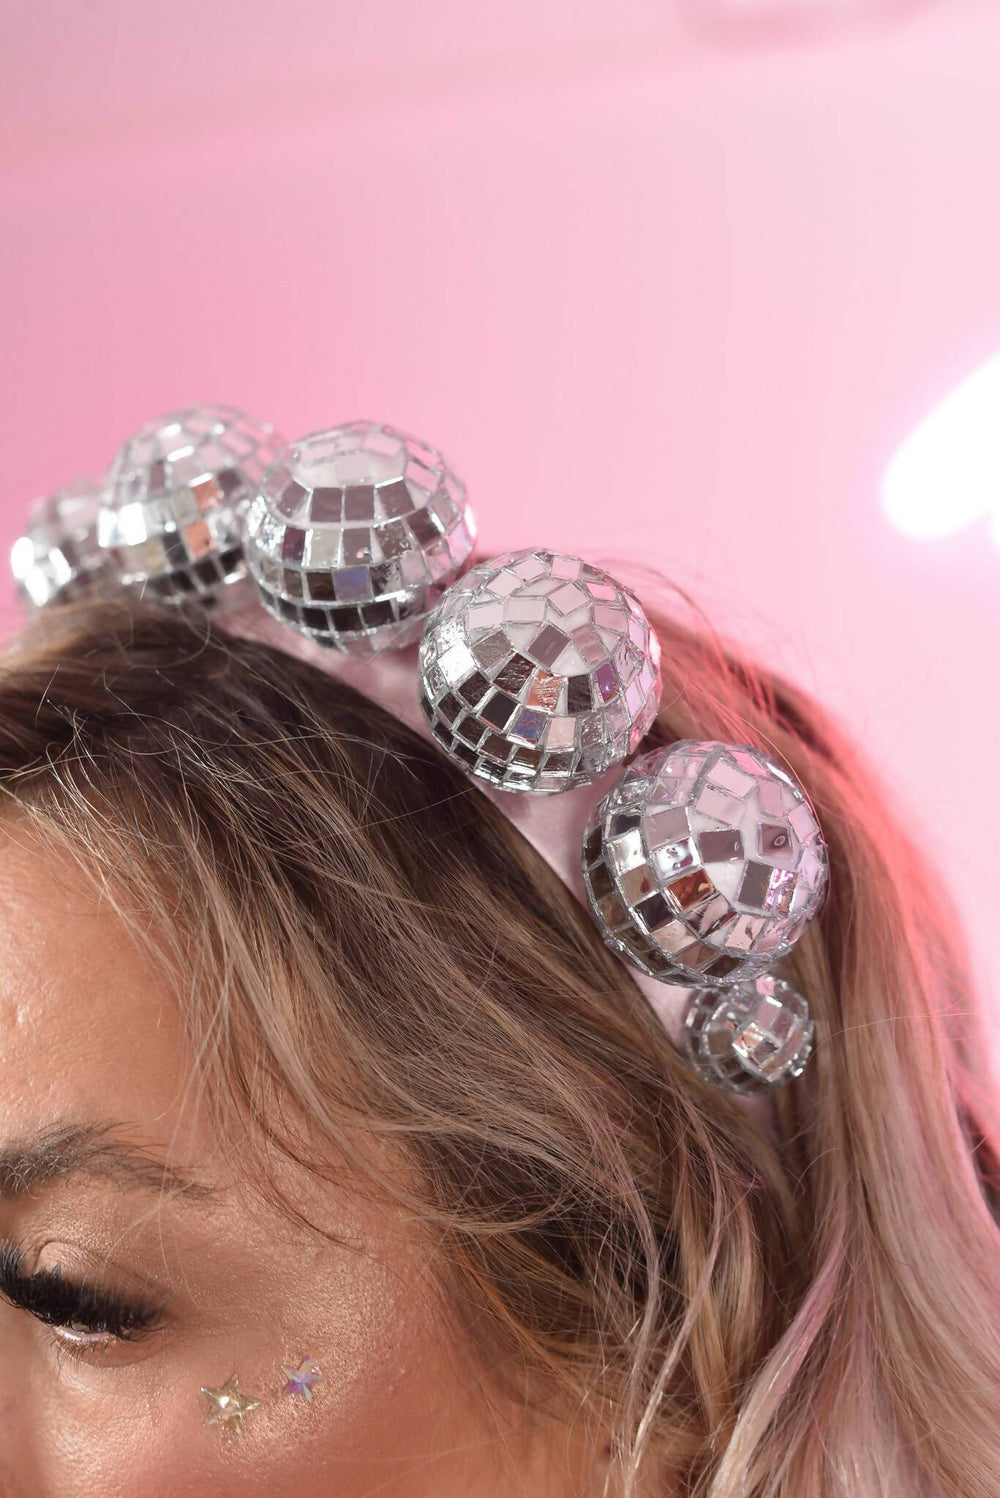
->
418, 548, 662, 793
243, 420, 476, 655
583, 739, 828, 986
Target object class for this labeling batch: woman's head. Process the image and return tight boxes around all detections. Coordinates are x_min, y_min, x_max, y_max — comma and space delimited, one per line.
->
0, 582, 998, 1498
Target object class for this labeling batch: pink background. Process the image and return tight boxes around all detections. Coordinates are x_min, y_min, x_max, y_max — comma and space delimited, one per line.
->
2, 1, 999, 1046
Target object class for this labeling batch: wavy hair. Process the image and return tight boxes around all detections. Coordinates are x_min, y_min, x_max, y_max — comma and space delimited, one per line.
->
1, 576, 998, 1497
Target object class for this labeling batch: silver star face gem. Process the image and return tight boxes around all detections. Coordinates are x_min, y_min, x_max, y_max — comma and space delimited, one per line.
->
582, 740, 828, 986
243, 420, 476, 656
684, 974, 815, 1093
281, 1356, 323, 1403
200, 1374, 263, 1434
10, 477, 115, 609
99, 404, 284, 606
418, 549, 662, 793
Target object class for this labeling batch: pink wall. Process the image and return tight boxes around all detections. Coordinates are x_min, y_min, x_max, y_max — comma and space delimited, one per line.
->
2, 2, 998, 1044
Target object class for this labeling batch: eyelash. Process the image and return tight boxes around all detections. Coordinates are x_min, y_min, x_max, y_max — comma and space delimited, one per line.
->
0, 1238, 165, 1350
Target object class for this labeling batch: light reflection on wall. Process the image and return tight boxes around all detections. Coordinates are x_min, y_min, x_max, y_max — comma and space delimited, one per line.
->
883, 354, 1000, 549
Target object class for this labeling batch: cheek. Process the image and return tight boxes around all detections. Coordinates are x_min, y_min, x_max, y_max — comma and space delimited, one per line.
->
1, 1270, 486, 1498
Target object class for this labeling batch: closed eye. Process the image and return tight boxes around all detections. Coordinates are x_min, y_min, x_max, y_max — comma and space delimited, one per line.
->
0, 1237, 164, 1343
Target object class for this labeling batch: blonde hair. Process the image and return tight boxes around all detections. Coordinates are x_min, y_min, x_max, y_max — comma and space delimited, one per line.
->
1, 580, 999, 1497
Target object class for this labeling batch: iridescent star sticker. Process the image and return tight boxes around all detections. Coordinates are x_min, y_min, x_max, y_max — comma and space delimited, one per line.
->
201, 1374, 263, 1433
281, 1356, 323, 1403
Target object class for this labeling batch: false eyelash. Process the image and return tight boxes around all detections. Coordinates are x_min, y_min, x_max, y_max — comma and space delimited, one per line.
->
0, 1238, 164, 1342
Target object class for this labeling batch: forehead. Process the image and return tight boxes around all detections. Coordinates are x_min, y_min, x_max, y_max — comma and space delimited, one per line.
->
0, 819, 390, 1214
0, 818, 201, 1159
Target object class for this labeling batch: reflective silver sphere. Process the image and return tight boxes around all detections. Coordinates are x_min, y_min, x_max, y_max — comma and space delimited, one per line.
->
243, 421, 476, 656
582, 740, 827, 985
99, 405, 284, 604
11, 477, 114, 609
684, 974, 815, 1093
418, 549, 662, 793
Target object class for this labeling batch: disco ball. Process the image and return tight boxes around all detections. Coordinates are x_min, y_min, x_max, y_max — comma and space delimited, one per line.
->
684, 975, 815, 1094
99, 404, 284, 604
583, 739, 827, 986
418, 548, 662, 793
243, 420, 475, 655
11, 477, 114, 609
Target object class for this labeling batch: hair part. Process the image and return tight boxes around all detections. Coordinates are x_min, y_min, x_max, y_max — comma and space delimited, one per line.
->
1, 581, 999, 1497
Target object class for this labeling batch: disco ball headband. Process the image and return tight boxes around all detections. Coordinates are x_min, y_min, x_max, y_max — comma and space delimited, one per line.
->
10, 405, 829, 1107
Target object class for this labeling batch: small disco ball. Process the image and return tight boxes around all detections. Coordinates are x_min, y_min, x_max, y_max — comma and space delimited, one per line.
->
684, 975, 815, 1095
418, 549, 662, 793
243, 421, 476, 656
99, 404, 284, 605
11, 477, 115, 609
582, 739, 828, 986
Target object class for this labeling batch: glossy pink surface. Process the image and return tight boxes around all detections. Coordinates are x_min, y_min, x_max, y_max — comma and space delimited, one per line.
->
2, 1, 997, 1043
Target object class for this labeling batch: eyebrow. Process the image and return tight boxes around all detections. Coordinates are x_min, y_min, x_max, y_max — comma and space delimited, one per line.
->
0, 1122, 219, 1207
